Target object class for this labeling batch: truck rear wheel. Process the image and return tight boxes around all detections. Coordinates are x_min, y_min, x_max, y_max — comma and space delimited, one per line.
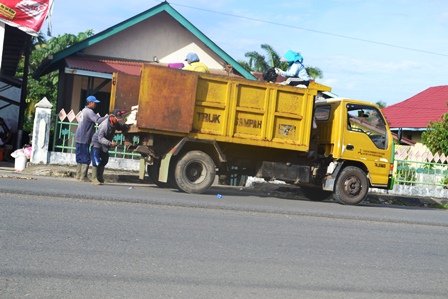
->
147, 159, 171, 188
300, 186, 332, 201
334, 166, 368, 205
174, 151, 216, 194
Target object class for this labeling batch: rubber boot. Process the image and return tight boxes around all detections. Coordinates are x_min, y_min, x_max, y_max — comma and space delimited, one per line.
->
75, 164, 82, 180
91, 166, 102, 185
80, 164, 91, 182
97, 165, 105, 184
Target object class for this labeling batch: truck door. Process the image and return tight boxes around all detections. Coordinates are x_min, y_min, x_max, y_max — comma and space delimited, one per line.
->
110, 72, 141, 112
342, 104, 391, 186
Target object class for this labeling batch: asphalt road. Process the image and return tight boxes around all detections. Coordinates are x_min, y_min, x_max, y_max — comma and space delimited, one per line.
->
1, 174, 448, 298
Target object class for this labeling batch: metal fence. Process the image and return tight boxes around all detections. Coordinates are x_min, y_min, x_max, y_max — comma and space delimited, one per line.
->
52, 113, 141, 159
395, 145, 448, 188
52, 110, 448, 188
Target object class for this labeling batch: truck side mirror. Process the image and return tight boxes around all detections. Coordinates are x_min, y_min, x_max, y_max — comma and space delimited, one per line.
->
397, 128, 403, 142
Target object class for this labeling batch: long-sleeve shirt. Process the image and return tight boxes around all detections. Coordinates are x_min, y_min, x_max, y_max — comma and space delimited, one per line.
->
183, 61, 210, 73
280, 62, 310, 81
91, 117, 127, 152
74, 107, 107, 144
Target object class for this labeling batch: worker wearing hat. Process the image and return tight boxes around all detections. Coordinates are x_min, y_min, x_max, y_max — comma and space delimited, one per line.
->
275, 50, 311, 86
74, 95, 108, 182
183, 52, 210, 73
90, 109, 129, 185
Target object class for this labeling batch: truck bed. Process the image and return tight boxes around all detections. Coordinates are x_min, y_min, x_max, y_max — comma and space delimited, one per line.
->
136, 64, 331, 152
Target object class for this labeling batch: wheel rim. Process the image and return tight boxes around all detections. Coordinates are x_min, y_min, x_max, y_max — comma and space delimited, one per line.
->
185, 161, 206, 184
343, 175, 362, 197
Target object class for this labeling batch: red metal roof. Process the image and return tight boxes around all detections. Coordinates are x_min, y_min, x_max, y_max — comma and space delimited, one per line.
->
65, 56, 243, 78
66, 56, 143, 76
382, 85, 448, 129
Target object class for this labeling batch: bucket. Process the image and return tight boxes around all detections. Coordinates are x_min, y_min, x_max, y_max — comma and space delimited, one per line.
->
15, 155, 27, 171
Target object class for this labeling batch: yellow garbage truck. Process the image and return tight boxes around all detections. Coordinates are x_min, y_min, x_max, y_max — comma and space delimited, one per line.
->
114, 64, 394, 205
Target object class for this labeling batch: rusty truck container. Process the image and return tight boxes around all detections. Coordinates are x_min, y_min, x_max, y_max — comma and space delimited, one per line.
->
136, 64, 331, 153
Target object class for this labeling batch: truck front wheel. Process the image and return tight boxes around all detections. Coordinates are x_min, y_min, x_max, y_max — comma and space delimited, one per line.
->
334, 166, 369, 205
174, 151, 216, 194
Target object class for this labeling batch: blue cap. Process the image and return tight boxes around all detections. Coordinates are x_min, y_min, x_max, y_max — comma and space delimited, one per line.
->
185, 52, 200, 63
86, 95, 100, 103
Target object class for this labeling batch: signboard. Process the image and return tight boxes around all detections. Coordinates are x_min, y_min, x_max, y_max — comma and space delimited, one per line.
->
0, 0, 53, 35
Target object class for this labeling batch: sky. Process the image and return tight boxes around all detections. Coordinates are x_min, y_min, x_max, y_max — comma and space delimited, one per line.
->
43, 0, 448, 106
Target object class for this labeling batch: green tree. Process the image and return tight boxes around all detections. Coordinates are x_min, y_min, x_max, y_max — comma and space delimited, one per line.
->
244, 50, 270, 72
243, 44, 285, 72
259, 44, 282, 69
16, 30, 94, 131
306, 67, 323, 80
376, 101, 387, 109
237, 60, 252, 73
421, 105, 448, 156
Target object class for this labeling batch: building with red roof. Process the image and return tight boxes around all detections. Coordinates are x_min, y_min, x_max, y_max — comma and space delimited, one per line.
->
32, 2, 256, 117
382, 85, 448, 143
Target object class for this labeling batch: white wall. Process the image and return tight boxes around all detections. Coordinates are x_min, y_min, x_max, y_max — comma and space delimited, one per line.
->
83, 12, 225, 70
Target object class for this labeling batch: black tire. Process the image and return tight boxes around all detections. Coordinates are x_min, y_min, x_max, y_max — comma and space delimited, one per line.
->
147, 158, 171, 188
173, 151, 216, 194
168, 156, 179, 190
300, 186, 332, 201
334, 166, 369, 205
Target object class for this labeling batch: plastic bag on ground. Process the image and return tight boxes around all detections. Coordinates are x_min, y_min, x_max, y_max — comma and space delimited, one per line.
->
11, 149, 25, 159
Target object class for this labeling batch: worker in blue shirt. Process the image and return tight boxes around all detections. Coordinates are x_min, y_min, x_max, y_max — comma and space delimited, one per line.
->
74, 95, 108, 181
275, 50, 311, 86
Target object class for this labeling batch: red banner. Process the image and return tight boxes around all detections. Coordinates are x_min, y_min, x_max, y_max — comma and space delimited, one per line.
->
0, 0, 53, 35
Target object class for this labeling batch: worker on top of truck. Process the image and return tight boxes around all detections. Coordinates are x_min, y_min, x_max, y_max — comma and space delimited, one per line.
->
275, 50, 311, 87
183, 52, 210, 73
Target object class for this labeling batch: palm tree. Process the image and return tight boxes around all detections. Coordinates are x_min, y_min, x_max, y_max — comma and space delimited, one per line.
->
31, 32, 47, 50
376, 101, 387, 109
241, 44, 324, 79
244, 51, 269, 72
306, 67, 323, 80
260, 44, 283, 68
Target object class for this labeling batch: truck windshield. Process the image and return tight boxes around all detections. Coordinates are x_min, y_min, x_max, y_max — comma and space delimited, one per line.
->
346, 104, 388, 149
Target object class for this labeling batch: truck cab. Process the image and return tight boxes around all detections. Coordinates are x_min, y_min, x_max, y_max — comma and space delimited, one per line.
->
313, 98, 394, 204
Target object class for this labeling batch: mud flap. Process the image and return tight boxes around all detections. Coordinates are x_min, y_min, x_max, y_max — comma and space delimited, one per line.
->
139, 157, 146, 180
322, 176, 335, 191
322, 162, 344, 191
134, 145, 152, 180
159, 154, 172, 183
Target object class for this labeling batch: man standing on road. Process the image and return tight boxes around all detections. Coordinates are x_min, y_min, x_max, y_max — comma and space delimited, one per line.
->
90, 109, 129, 185
74, 96, 108, 182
